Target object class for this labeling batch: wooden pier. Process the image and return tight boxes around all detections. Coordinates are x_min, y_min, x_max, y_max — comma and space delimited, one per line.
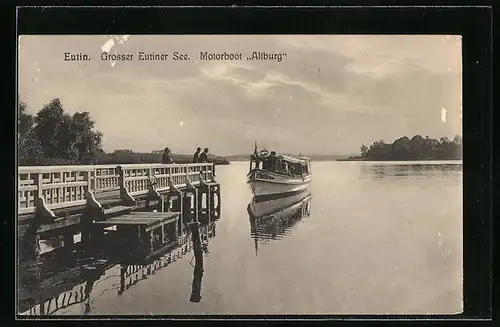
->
17, 162, 221, 260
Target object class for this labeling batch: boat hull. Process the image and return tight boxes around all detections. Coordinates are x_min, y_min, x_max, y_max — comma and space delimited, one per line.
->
247, 170, 311, 198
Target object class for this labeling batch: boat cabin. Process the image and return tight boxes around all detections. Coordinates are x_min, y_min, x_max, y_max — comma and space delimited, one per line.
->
249, 150, 311, 177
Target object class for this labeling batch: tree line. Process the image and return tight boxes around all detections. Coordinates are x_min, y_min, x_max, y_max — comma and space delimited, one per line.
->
17, 98, 229, 166
359, 135, 462, 161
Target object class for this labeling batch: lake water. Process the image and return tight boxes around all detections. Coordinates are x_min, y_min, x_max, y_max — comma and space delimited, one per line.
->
18, 161, 463, 316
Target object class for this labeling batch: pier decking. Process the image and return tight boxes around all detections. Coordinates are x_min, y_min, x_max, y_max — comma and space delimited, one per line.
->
93, 212, 179, 230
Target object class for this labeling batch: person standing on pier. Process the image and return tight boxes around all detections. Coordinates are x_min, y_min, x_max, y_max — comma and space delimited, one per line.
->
193, 147, 201, 163
162, 147, 174, 164
199, 148, 211, 163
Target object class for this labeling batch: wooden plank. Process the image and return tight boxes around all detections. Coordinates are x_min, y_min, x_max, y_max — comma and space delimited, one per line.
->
94, 215, 179, 226
99, 198, 123, 206
103, 205, 135, 215
94, 220, 151, 225
119, 216, 159, 220
145, 216, 179, 232
117, 216, 178, 224
94, 189, 121, 200
128, 212, 180, 218
37, 215, 83, 233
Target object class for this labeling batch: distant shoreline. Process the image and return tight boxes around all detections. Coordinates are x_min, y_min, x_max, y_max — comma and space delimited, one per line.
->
228, 158, 462, 163
335, 158, 462, 164
336, 158, 463, 162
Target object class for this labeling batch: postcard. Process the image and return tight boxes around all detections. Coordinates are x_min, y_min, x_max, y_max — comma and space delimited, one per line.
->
17, 34, 463, 317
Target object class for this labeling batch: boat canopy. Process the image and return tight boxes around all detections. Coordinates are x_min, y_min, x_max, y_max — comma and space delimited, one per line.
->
250, 150, 309, 164
277, 154, 310, 164
249, 150, 311, 176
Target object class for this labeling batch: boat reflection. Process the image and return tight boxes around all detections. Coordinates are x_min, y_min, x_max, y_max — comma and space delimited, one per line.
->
18, 221, 217, 316
247, 191, 312, 254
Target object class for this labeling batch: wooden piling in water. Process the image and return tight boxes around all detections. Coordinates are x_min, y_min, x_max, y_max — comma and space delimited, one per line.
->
189, 221, 203, 271
20, 225, 41, 262
118, 265, 125, 295
188, 220, 204, 303
63, 232, 73, 249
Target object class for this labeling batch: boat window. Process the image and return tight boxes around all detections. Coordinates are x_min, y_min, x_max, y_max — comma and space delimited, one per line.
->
262, 158, 273, 170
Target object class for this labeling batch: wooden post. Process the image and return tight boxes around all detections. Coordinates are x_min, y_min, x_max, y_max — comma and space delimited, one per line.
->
117, 165, 125, 199
118, 265, 125, 295
149, 230, 154, 253
195, 189, 199, 223
20, 225, 40, 262
117, 166, 135, 205
36, 173, 43, 200
189, 222, 203, 259
189, 221, 204, 302
86, 171, 93, 192
207, 187, 211, 226
81, 227, 90, 246
89, 224, 104, 245
179, 192, 183, 233
63, 231, 74, 249
179, 198, 186, 234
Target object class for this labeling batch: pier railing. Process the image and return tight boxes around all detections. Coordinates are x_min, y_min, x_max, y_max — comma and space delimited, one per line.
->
18, 163, 215, 216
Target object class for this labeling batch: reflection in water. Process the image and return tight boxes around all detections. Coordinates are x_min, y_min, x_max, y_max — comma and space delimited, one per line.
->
359, 162, 463, 180
188, 221, 205, 303
18, 256, 108, 316
18, 221, 217, 316
247, 191, 312, 255
190, 263, 203, 303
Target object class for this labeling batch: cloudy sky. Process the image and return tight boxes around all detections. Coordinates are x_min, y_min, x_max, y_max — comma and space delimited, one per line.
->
18, 35, 462, 156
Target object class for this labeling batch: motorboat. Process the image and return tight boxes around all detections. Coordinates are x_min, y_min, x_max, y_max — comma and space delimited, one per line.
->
247, 144, 311, 200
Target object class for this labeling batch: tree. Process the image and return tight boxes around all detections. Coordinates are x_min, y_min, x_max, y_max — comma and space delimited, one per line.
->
18, 102, 44, 165
452, 135, 462, 145
409, 135, 427, 159
452, 134, 462, 158
18, 102, 34, 135
113, 149, 134, 155
33, 98, 66, 159
71, 112, 103, 164
360, 134, 463, 161
440, 137, 451, 144
360, 144, 368, 157
19, 98, 103, 165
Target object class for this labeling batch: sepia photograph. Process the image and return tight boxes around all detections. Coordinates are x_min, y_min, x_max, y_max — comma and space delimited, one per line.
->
17, 34, 463, 316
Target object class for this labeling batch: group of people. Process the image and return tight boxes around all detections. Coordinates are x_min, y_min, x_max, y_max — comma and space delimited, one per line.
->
161, 147, 211, 164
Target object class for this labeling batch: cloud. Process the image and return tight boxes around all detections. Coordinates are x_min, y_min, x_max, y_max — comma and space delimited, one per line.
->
199, 61, 387, 116
18, 35, 462, 155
